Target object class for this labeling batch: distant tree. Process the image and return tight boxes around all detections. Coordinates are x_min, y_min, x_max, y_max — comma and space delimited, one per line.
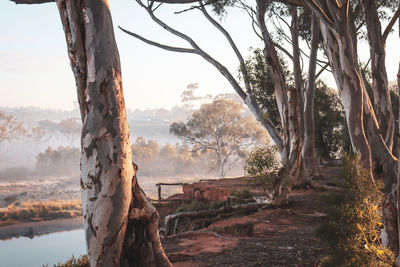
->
35, 146, 80, 176
180, 83, 212, 109
180, 83, 201, 109
28, 126, 50, 144
170, 99, 268, 177
0, 111, 25, 144
132, 137, 160, 166
57, 118, 81, 145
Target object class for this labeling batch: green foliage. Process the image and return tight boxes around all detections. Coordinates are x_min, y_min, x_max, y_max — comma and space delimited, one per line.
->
314, 81, 350, 159
176, 200, 208, 213
244, 147, 280, 195
209, 201, 225, 210
315, 154, 394, 266
242, 48, 281, 130
48, 255, 89, 267
243, 49, 350, 160
230, 189, 253, 201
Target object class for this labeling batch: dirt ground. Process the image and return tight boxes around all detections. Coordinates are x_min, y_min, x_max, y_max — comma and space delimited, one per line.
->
161, 166, 341, 266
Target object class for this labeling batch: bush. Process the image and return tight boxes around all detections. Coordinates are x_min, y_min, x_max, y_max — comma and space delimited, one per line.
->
209, 201, 225, 210
49, 255, 89, 267
176, 200, 208, 213
315, 154, 394, 266
244, 146, 280, 196
230, 189, 253, 201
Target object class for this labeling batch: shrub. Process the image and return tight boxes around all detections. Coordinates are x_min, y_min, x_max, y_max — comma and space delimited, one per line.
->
50, 255, 89, 267
209, 201, 225, 210
315, 154, 394, 266
176, 200, 208, 213
230, 189, 253, 201
244, 146, 280, 196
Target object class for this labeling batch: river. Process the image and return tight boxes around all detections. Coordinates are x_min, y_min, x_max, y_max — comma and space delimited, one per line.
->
0, 230, 86, 267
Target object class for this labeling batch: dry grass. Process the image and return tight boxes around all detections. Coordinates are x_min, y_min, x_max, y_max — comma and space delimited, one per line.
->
0, 199, 82, 226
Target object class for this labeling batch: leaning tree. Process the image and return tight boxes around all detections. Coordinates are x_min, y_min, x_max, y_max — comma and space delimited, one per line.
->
10, 0, 171, 266
120, 0, 335, 205
124, 0, 400, 258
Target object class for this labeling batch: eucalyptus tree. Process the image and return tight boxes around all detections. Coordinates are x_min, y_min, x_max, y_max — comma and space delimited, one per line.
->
9, 0, 171, 266
121, 0, 331, 205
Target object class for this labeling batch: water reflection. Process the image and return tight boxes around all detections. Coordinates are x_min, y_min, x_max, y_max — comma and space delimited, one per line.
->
0, 229, 86, 267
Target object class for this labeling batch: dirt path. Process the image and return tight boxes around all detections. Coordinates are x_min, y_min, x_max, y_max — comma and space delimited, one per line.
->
162, 166, 341, 266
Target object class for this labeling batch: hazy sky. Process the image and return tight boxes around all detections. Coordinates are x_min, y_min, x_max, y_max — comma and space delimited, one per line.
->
1, 1, 399, 110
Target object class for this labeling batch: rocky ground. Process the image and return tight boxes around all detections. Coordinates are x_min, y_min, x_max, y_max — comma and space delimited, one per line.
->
160, 166, 341, 266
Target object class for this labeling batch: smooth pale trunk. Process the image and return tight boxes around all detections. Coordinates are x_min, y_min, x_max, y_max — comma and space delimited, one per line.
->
361, 0, 395, 150
56, 0, 171, 266
319, 10, 399, 253
302, 14, 320, 179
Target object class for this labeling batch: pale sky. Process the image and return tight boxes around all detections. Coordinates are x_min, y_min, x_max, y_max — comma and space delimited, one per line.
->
0, 1, 399, 111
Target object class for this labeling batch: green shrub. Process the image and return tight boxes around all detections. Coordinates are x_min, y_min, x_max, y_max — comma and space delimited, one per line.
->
315, 154, 394, 266
209, 201, 225, 210
176, 200, 208, 213
48, 255, 89, 267
230, 189, 253, 201
244, 146, 280, 196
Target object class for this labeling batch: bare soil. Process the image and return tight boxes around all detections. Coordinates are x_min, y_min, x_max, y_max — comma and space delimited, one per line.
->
161, 166, 341, 266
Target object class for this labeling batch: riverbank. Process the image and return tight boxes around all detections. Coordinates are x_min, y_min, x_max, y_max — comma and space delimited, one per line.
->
0, 216, 83, 240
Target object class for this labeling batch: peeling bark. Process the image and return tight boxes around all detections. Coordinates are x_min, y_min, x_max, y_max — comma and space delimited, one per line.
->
319, 18, 373, 178
361, 0, 395, 150
55, 0, 171, 266
314, 0, 399, 255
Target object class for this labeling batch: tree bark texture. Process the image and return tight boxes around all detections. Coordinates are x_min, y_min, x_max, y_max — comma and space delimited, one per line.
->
302, 13, 320, 179
361, 0, 395, 151
319, 14, 373, 178
56, 0, 171, 266
315, 1, 399, 253
256, 0, 302, 204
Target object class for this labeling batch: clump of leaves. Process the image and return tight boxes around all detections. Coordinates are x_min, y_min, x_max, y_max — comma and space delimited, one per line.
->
176, 200, 208, 213
244, 146, 280, 197
315, 154, 394, 266
230, 189, 253, 202
209, 201, 225, 210
48, 255, 89, 267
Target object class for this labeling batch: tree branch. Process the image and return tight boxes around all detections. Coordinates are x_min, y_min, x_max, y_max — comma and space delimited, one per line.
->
119, 26, 196, 53
382, 6, 400, 43
198, 1, 252, 92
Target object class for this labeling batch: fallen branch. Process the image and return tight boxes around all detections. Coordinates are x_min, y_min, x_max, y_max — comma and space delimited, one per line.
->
164, 202, 268, 236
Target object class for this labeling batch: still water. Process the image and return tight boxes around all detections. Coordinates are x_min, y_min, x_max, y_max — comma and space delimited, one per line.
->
0, 229, 86, 267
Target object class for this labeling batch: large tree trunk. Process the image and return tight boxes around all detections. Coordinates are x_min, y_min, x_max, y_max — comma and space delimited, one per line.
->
302, 13, 320, 179
56, 0, 171, 266
271, 86, 301, 205
256, 0, 290, 166
319, 16, 373, 178
256, 0, 303, 205
317, 3, 399, 253
360, 0, 395, 151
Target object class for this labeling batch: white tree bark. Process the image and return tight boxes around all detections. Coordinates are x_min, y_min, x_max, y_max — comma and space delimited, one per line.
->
361, 0, 395, 150
302, 13, 320, 179
54, 0, 171, 266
